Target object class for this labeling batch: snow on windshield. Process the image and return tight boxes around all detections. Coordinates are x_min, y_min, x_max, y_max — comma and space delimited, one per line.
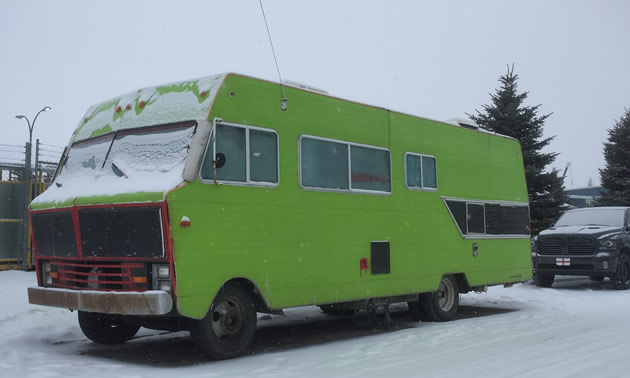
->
554, 208, 625, 227
33, 125, 195, 205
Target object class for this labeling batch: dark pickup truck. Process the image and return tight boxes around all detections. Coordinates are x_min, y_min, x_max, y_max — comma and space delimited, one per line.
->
532, 206, 630, 289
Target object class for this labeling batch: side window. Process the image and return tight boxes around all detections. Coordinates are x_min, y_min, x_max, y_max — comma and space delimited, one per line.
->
249, 129, 278, 183
216, 124, 246, 182
300, 136, 390, 193
300, 137, 349, 190
405, 153, 437, 190
467, 203, 485, 234
200, 123, 278, 185
351, 145, 391, 192
444, 198, 530, 238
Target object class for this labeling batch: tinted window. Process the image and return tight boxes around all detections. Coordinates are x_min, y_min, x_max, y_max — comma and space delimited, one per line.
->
446, 200, 467, 234
250, 129, 278, 183
422, 156, 437, 189
467, 203, 485, 234
406, 155, 422, 188
406, 153, 437, 190
351, 145, 391, 192
216, 124, 246, 182
300, 137, 349, 190
486, 204, 530, 235
200, 123, 278, 185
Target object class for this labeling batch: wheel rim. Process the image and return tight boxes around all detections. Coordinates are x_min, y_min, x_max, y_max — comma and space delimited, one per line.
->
211, 297, 246, 341
436, 278, 455, 312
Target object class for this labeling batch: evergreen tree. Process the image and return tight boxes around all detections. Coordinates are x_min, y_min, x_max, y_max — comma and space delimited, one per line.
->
468, 65, 568, 234
597, 108, 630, 206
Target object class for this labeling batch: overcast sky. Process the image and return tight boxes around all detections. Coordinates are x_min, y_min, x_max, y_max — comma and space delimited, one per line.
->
1, 0, 629, 187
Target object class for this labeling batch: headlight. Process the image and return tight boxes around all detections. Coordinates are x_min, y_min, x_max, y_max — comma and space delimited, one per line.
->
152, 264, 171, 292
599, 239, 616, 249
42, 263, 52, 286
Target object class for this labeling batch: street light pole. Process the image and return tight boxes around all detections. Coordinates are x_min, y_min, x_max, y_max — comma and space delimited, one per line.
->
15, 106, 52, 144
14, 106, 52, 270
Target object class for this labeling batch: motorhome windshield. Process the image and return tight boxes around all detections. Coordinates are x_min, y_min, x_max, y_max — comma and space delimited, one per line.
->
33, 123, 195, 204
62, 124, 195, 178
554, 208, 625, 227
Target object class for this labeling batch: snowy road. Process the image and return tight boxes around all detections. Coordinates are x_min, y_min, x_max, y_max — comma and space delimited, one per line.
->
2, 271, 630, 377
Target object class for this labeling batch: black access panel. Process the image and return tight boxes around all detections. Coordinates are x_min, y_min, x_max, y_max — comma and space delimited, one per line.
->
371, 241, 390, 274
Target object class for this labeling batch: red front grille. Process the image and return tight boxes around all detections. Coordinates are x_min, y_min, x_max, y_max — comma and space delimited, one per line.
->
44, 260, 149, 291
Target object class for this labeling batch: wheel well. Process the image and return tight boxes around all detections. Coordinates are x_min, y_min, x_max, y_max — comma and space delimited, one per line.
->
451, 273, 471, 293
221, 278, 272, 314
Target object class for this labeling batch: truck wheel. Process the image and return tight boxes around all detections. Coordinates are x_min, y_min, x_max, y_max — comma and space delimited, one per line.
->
533, 273, 554, 288
420, 275, 459, 322
613, 254, 630, 290
78, 311, 140, 344
190, 285, 257, 359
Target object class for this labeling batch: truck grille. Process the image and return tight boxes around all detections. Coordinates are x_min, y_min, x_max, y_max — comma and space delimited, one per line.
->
43, 260, 148, 291
31, 206, 164, 259
31, 211, 78, 258
537, 236, 595, 255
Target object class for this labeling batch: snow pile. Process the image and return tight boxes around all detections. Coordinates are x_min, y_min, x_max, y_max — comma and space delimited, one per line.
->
72, 74, 226, 143
32, 126, 195, 205
4, 271, 630, 377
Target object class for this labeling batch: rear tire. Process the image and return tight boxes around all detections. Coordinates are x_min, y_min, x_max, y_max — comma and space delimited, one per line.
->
190, 285, 257, 359
613, 254, 630, 290
78, 311, 140, 344
420, 275, 459, 322
533, 273, 555, 288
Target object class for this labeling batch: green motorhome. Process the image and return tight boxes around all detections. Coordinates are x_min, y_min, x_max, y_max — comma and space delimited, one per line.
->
28, 73, 531, 359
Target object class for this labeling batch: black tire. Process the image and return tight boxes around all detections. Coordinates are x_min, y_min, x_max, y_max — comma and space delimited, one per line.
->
613, 254, 630, 290
78, 311, 140, 344
420, 275, 459, 322
318, 304, 354, 316
407, 300, 430, 321
190, 285, 257, 359
589, 275, 605, 282
533, 272, 555, 288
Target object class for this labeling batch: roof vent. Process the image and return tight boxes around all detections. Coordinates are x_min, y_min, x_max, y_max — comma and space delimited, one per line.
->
284, 80, 328, 94
446, 118, 479, 130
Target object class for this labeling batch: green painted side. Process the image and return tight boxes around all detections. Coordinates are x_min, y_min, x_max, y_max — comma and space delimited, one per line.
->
167, 74, 532, 319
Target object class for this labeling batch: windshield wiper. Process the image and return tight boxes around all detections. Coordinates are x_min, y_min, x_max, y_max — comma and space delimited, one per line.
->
111, 162, 128, 178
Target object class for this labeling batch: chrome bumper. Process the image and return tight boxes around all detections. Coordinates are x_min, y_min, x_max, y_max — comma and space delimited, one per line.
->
28, 287, 173, 315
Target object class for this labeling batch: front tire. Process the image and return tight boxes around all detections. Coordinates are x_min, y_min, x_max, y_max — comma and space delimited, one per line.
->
420, 275, 459, 322
78, 311, 140, 344
613, 254, 630, 290
190, 285, 257, 359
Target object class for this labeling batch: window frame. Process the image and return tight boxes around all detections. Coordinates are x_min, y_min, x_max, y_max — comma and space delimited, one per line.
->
198, 120, 279, 188
298, 134, 392, 195
404, 152, 438, 191
442, 196, 530, 239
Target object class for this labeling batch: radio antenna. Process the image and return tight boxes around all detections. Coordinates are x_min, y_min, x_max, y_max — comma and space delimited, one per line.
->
259, 0, 287, 110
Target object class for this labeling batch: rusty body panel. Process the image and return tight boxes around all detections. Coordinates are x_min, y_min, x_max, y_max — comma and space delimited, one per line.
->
28, 287, 173, 315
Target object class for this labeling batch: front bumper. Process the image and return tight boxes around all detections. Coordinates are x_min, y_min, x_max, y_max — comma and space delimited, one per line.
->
532, 253, 620, 277
28, 287, 173, 315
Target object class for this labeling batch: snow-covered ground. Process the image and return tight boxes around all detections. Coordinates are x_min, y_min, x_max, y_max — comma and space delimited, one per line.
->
3, 270, 630, 377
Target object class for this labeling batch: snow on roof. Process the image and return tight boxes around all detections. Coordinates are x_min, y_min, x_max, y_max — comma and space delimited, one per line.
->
71, 74, 227, 143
